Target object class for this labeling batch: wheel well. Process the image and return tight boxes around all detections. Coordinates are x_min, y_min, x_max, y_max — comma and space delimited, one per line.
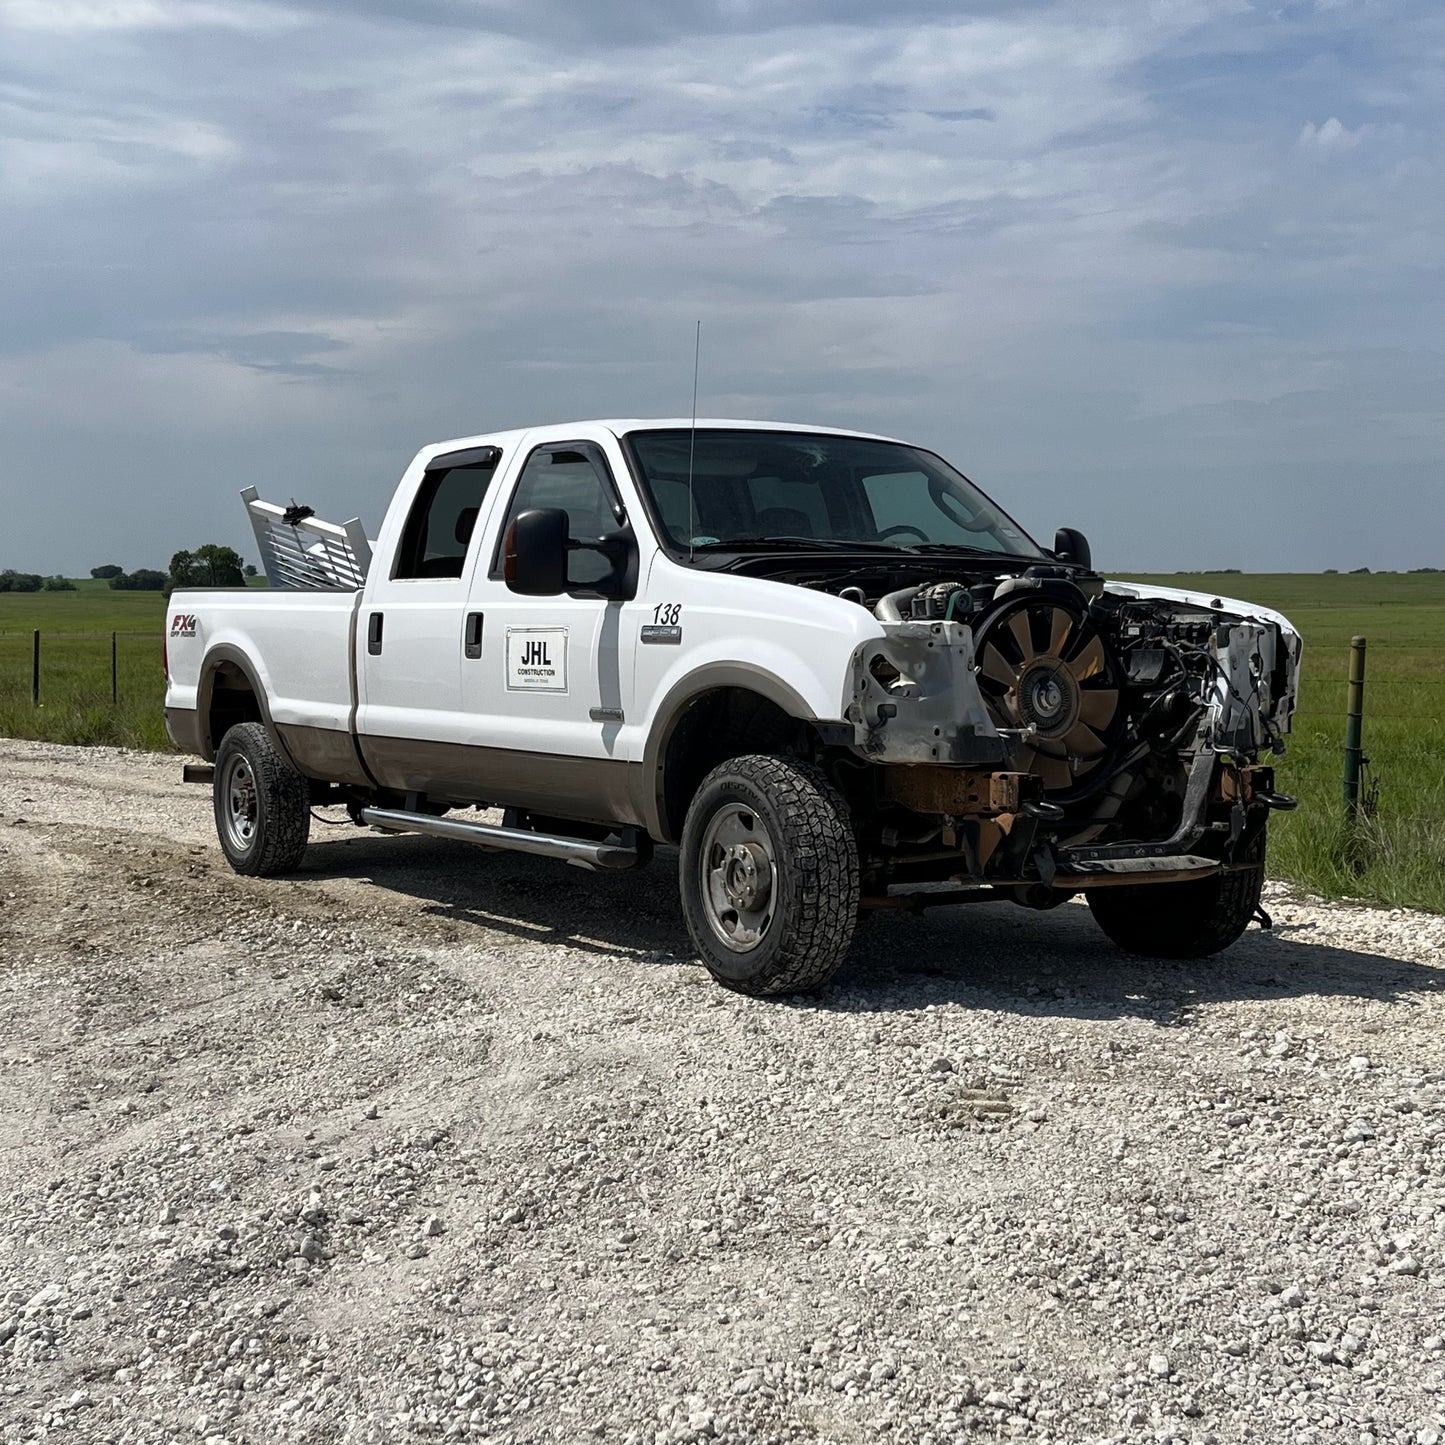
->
206, 662, 263, 755
659, 687, 811, 841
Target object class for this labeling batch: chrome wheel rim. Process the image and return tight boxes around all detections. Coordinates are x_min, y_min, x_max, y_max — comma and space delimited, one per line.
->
699, 802, 777, 954
221, 753, 258, 853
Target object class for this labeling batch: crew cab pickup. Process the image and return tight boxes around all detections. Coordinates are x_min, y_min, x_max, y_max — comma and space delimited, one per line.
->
165, 418, 1301, 995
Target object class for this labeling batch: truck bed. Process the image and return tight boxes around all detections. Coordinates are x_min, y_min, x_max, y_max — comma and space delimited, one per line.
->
165, 588, 359, 761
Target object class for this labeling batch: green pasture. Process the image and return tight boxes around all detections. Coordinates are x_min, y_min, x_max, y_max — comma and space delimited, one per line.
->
0, 585, 173, 749
2, 572, 1442, 912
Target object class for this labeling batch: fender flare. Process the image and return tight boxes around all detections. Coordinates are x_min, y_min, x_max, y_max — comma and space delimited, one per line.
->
196, 643, 297, 769
637, 662, 820, 841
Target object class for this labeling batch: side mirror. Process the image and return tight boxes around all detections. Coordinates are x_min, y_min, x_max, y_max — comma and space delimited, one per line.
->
504, 508, 569, 595
1053, 527, 1092, 570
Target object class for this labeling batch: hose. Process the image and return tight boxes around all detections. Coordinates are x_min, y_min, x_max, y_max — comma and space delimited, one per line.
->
875, 585, 923, 623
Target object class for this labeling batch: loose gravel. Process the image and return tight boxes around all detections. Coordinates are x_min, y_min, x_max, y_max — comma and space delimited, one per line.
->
1, 738, 1443, 1445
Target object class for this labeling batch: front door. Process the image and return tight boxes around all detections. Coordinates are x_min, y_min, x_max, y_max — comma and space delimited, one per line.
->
459, 439, 637, 823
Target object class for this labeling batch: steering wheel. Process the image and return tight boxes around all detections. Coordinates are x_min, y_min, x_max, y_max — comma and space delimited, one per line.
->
878, 524, 930, 543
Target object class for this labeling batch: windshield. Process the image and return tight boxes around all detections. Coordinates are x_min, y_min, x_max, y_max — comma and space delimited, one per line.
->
625, 429, 1044, 559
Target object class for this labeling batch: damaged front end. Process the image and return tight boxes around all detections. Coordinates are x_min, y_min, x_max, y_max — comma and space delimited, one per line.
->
842, 571, 1301, 896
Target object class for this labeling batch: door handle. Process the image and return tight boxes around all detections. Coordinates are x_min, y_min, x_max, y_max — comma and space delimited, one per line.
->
464, 611, 484, 660
367, 612, 384, 655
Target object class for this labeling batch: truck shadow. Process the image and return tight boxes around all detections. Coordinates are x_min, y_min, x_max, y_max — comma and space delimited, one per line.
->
305, 832, 1443, 1021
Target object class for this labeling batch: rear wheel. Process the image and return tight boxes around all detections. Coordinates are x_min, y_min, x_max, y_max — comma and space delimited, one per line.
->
1087, 827, 1266, 959
680, 754, 859, 996
213, 722, 311, 876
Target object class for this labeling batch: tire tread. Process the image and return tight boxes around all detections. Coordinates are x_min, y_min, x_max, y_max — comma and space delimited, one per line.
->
682, 754, 859, 997
213, 722, 311, 877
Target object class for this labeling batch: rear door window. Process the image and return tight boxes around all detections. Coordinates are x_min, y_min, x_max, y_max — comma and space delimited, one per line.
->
394, 450, 501, 579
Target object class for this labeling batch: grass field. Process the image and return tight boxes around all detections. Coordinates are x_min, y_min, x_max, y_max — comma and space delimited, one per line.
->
0, 583, 174, 749
3, 572, 1442, 911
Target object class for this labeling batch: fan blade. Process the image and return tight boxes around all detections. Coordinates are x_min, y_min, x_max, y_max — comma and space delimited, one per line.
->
1011, 746, 1037, 776
1068, 635, 1106, 681
1036, 753, 1074, 790
1078, 687, 1119, 727
1048, 608, 1074, 657
1008, 609, 1035, 661
981, 647, 1018, 687
1064, 721, 1107, 757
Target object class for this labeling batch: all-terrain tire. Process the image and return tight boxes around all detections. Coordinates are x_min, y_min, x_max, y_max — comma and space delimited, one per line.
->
1087, 827, 1266, 960
680, 754, 860, 997
213, 722, 311, 877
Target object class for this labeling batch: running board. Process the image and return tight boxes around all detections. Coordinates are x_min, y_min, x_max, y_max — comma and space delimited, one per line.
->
1053, 854, 1223, 889
359, 807, 643, 872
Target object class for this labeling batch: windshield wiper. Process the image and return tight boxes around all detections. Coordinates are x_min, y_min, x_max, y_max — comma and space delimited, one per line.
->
689, 535, 916, 553
904, 542, 1039, 560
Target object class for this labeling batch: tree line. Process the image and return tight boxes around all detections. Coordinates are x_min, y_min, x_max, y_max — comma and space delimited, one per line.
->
0, 546, 257, 596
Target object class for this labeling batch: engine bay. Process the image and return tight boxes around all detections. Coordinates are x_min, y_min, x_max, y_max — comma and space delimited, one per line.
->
742, 555, 1300, 869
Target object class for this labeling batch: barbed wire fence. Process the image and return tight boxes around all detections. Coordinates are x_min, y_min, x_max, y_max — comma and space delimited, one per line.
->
0, 630, 160, 707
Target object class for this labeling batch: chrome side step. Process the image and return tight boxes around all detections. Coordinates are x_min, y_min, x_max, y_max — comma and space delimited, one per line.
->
358, 807, 643, 872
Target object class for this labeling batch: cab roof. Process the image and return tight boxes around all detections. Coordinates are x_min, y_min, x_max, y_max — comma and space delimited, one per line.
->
419, 417, 907, 464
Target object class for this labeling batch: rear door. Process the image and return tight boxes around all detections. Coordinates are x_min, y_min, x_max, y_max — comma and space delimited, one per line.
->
355, 444, 506, 790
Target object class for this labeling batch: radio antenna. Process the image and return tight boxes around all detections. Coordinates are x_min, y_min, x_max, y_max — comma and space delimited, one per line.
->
688, 320, 700, 562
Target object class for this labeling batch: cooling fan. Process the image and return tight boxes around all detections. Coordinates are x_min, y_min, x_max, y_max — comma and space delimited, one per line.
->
972, 596, 1121, 791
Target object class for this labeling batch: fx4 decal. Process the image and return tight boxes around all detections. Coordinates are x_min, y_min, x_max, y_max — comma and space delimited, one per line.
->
170, 614, 198, 638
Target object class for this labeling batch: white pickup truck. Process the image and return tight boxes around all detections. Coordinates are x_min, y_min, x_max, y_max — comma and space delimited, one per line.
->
164, 418, 1300, 995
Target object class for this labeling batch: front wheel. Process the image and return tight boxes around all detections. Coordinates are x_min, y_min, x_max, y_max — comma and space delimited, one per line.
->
213, 721, 311, 876
1087, 827, 1266, 959
680, 755, 860, 997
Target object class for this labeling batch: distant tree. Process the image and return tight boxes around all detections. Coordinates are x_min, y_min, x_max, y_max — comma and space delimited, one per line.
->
169, 545, 245, 592
0, 570, 43, 592
244, 563, 258, 578
90, 564, 124, 580
1409, 566, 1441, 574
110, 568, 167, 591
43, 575, 76, 591
1348, 566, 1371, 575
1323, 568, 1339, 575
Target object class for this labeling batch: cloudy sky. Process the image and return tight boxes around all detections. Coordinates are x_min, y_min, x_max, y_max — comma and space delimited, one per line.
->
2, 0, 1440, 575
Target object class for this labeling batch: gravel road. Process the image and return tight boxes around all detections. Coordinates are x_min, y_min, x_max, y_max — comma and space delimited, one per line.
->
2, 738, 1443, 1445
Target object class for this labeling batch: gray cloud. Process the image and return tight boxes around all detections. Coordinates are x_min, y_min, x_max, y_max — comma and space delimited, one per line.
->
0, 0, 1440, 575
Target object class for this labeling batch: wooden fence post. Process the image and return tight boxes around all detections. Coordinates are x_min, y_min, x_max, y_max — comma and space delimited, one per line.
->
1342, 636, 1367, 823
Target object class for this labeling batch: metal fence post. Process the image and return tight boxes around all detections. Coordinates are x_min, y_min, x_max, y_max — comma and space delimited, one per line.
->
1343, 636, 1367, 823
32, 630, 40, 706
111, 631, 118, 705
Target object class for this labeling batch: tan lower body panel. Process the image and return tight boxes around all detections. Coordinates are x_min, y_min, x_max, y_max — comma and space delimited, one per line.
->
165, 707, 203, 756
358, 733, 646, 829
275, 723, 372, 787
